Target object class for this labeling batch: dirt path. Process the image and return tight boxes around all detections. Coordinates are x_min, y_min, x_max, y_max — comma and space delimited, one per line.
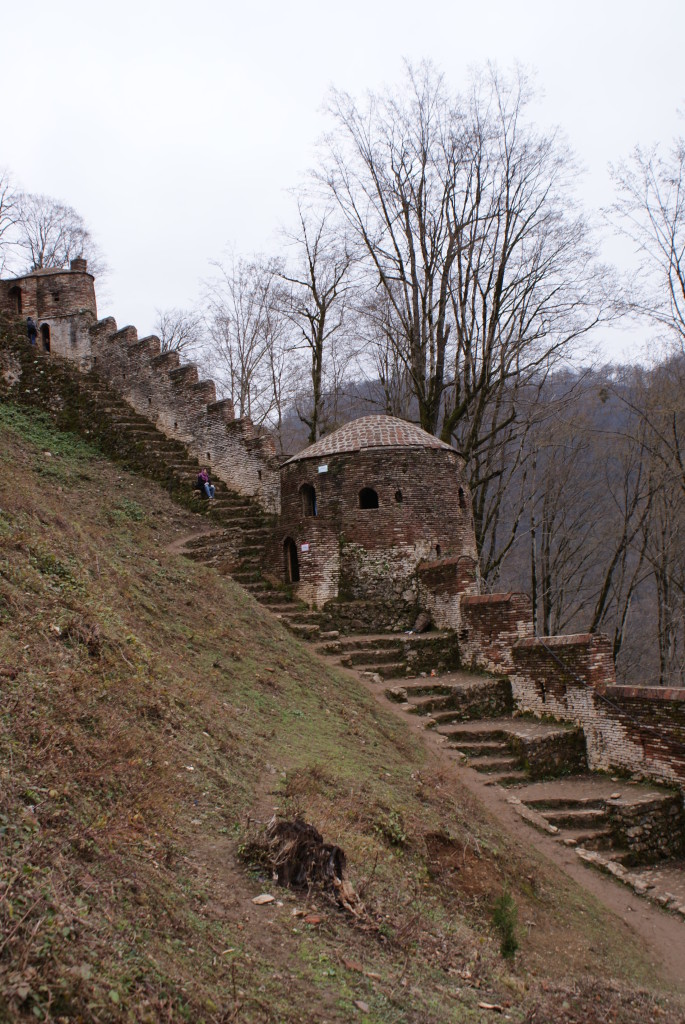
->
343, 664, 685, 990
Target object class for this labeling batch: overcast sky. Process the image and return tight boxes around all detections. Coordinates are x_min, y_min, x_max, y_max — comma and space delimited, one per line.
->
4, 0, 684, 360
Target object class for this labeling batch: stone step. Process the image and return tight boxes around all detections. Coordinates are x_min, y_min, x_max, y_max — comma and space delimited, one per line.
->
436, 725, 513, 740
470, 756, 520, 774
482, 769, 530, 787
447, 741, 510, 757
286, 622, 320, 639
334, 632, 453, 653
254, 590, 297, 606
341, 647, 411, 667
362, 662, 409, 680
524, 797, 606, 812
560, 827, 615, 850
540, 808, 608, 829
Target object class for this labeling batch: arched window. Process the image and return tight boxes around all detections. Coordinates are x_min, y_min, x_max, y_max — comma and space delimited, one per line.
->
8, 286, 22, 315
40, 323, 50, 352
458, 486, 467, 509
299, 483, 317, 517
284, 537, 300, 583
359, 487, 379, 509
394, 489, 403, 503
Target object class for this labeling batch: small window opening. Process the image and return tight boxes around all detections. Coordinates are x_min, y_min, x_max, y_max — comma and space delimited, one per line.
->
300, 483, 317, 517
174, 421, 178, 429
148, 397, 152, 405
436, 544, 442, 557
458, 487, 467, 509
394, 489, 403, 503
52, 291, 60, 303
9, 286, 22, 314
40, 323, 50, 352
206, 452, 211, 461
284, 537, 300, 583
359, 487, 379, 510
258, 470, 262, 480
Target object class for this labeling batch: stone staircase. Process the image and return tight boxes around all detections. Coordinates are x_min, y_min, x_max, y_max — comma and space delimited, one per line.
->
381, 671, 684, 888
2, 340, 275, 595
7, 337, 684, 909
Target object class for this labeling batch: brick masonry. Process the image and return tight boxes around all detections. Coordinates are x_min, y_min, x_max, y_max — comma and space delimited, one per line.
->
87, 317, 281, 513
0, 262, 97, 368
458, 593, 534, 674
511, 636, 685, 788
269, 441, 478, 618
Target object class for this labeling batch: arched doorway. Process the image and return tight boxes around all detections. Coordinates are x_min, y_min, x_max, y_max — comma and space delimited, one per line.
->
40, 323, 51, 352
284, 537, 300, 583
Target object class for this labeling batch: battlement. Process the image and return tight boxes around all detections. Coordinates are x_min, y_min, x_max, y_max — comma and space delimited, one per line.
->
87, 316, 280, 512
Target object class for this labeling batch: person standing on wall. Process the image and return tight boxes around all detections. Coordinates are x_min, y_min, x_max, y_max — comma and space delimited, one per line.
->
26, 317, 37, 346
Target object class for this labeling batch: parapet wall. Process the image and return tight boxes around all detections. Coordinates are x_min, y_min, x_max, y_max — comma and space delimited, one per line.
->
89, 317, 281, 513
417, 556, 479, 631
511, 635, 685, 788
458, 592, 534, 674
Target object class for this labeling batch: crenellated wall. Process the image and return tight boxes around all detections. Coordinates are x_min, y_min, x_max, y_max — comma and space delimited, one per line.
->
88, 317, 281, 512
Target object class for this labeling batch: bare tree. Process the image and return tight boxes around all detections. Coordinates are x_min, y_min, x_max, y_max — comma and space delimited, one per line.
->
321, 61, 465, 436
0, 169, 19, 275
609, 137, 685, 351
154, 307, 205, 356
279, 204, 353, 442
13, 191, 107, 275
320, 63, 606, 575
202, 255, 293, 430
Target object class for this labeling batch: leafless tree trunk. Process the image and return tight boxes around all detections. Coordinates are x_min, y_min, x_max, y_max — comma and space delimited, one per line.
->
321, 61, 465, 436
609, 136, 685, 351
202, 255, 292, 428
279, 204, 353, 442
0, 169, 19, 276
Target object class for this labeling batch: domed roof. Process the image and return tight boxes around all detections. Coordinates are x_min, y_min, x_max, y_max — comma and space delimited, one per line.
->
286, 415, 456, 463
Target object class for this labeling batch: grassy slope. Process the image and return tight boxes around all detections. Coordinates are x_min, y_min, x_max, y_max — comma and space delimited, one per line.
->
0, 401, 681, 1024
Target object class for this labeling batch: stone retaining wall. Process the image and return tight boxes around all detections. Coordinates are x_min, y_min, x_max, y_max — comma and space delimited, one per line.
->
511, 636, 685, 788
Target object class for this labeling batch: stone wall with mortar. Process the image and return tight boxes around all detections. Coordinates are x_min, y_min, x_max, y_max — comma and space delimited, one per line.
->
0, 262, 97, 368
606, 793, 685, 863
272, 446, 477, 614
458, 593, 534, 674
417, 556, 480, 631
511, 636, 685, 788
87, 317, 281, 513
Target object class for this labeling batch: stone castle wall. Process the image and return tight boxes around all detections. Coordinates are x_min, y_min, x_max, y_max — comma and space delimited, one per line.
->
88, 318, 281, 513
458, 592, 534, 673
510, 635, 685, 788
0, 262, 97, 368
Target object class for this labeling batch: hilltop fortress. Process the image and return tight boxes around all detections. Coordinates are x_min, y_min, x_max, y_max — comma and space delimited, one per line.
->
2, 261, 685, 814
